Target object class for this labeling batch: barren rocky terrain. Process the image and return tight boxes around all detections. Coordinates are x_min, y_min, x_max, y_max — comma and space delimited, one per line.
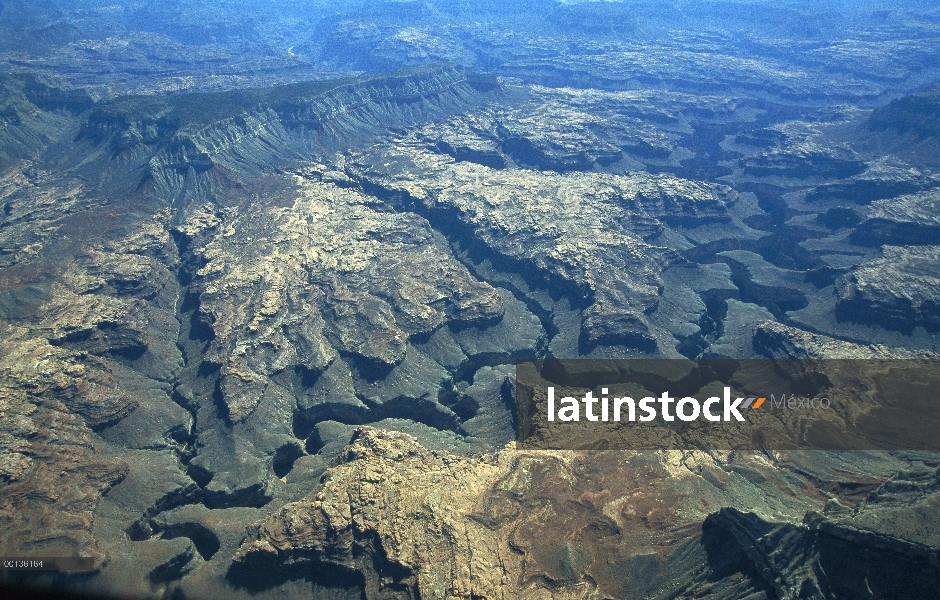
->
1, 1, 940, 599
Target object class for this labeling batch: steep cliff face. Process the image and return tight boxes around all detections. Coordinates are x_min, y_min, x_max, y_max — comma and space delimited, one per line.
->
0, 74, 90, 171
837, 245, 940, 333
855, 83, 940, 168
868, 83, 940, 140
74, 65, 498, 207
234, 427, 940, 600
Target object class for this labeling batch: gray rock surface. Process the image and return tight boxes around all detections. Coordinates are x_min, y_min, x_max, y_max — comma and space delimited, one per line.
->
837, 245, 940, 333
